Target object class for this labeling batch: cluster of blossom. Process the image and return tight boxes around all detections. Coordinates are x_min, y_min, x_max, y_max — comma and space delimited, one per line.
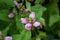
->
20, 12, 41, 30
8, 0, 41, 30
4, 0, 41, 40
8, 12, 41, 31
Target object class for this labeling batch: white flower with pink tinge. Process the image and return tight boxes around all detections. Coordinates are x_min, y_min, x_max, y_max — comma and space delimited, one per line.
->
8, 13, 14, 18
25, 23, 32, 30
29, 12, 35, 19
4, 36, 12, 40
33, 21, 40, 27
20, 18, 28, 24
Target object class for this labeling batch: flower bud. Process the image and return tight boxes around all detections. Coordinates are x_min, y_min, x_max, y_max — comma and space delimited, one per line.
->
4, 36, 12, 40
14, 0, 18, 7
29, 12, 35, 19
33, 21, 40, 27
8, 13, 14, 18
25, 23, 32, 30
22, 9, 29, 13
20, 18, 28, 24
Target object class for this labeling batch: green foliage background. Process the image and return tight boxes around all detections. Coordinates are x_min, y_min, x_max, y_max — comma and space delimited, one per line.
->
0, 0, 60, 40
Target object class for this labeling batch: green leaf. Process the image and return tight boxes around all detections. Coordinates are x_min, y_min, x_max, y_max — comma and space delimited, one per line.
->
12, 30, 31, 40
0, 0, 14, 7
15, 13, 25, 32
35, 0, 45, 4
39, 17, 46, 26
26, 1, 31, 11
23, 31, 31, 40
42, 35, 54, 40
2, 23, 12, 36
49, 7, 59, 26
13, 8, 25, 32
21, 12, 30, 18
31, 4, 46, 20
0, 3, 9, 9
0, 9, 10, 22
35, 0, 40, 4
49, 14, 59, 26
38, 31, 46, 38
36, 37, 41, 40
12, 30, 26, 40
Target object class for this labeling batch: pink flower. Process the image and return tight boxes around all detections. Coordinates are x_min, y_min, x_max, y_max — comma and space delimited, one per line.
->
8, 13, 14, 18
29, 12, 35, 19
4, 36, 12, 40
14, 0, 18, 7
25, 23, 32, 30
20, 18, 28, 24
22, 9, 29, 13
33, 21, 40, 27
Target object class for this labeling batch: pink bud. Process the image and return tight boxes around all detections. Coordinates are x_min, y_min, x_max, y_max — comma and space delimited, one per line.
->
33, 22, 40, 27
25, 23, 32, 30
29, 12, 35, 19
4, 36, 12, 40
20, 18, 28, 24
14, 0, 18, 7
22, 9, 29, 13
8, 13, 14, 18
